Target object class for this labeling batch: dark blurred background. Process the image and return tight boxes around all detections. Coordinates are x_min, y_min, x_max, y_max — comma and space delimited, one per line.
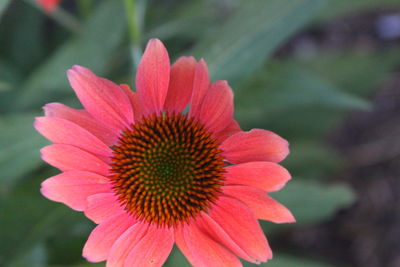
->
0, 0, 399, 266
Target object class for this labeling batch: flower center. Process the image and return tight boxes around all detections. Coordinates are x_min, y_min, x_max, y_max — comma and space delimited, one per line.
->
110, 113, 225, 227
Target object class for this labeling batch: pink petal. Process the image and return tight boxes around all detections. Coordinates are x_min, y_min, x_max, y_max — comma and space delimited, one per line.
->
120, 84, 143, 120
224, 161, 291, 192
43, 103, 118, 146
136, 39, 170, 115
189, 59, 210, 118
215, 119, 241, 144
223, 186, 295, 223
173, 226, 196, 265
67, 65, 134, 132
41, 144, 109, 176
41, 171, 111, 211
210, 196, 272, 262
197, 81, 233, 133
164, 56, 197, 113
35, 117, 112, 158
83, 212, 135, 262
220, 129, 289, 164
124, 226, 174, 267
107, 222, 148, 267
175, 224, 242, 267
84, 193, 124, 224
196, 213, 257, 263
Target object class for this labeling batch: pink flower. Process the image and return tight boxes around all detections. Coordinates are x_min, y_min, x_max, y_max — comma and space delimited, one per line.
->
37, 0, 61, 13
35, 39, 294, 267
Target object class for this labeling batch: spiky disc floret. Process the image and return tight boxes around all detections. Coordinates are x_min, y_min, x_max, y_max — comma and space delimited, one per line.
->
110, 113, 225, 227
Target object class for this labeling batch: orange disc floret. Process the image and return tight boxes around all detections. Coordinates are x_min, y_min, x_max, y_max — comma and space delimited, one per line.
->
110, 112, 225, 227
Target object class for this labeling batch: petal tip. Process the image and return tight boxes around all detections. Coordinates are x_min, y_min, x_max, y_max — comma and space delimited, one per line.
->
39, 146, 49, 158
70, 64, 86, 72
148, 38, 163, 45
198, 58, 207, 65
40, 179, 57, 202
82, 249, 102, 263
146, 38, 167, 52
285, 212, 296, 223
40, 183, 49, 198
42, 103, 52, 116
33, 117, 43, 131
67, 65, 90, 80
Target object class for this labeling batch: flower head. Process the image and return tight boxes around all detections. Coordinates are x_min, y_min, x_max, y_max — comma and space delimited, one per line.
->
37, 0, 61, 13
35, 39, 294, 267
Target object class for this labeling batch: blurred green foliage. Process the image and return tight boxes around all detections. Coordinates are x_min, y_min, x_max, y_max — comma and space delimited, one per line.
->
1, 0, 399, 266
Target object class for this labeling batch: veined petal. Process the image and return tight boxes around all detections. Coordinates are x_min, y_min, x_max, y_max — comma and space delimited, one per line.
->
196, 213, 257, 263
175, 224, 242, 267
189, 59, 210, 118
43, 103, 118, 146
120, 84, 143, 120
197, 81, 233, 133
136, 39, 170, 115
124, 227, 174, 267
173, 227, 195, 265
224, 161, 291, 192
223, 185, 295, 223
67, 65, 134, 132
83, 212, 134, 262
40, 144, 109, 176
221, 129, 289, 164
210, 196, 272, 262
35, 117, 112, 158
107, 222, 148, 267
41, 171, 111, 211
164, 56, 197, 113
85, 193, 124, 224
215, 119, 241, 144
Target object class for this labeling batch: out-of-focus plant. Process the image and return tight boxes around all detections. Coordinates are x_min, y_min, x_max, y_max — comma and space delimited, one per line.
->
0, 0, 399, 266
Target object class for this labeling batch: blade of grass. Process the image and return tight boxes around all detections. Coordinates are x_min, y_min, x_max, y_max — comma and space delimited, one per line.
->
16, 0, 126, 109
193, 0, 328, 84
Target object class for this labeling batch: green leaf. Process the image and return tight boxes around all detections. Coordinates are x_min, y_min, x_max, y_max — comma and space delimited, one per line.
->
0, 113, 48, 191
0, 60, 20, 84
234, 63, 369, 138
244, 253, 334, 267
0, 174, 85, 267
236, 63, 369, 114
9, 242, 47, 267
0, 1, 46, 74
146, 0, 211, 41
289, 49, 400, 97
45, 218, 94, 266
283, 140, 341, 179
0, 60, 21, 100
16, 0, 126, 109
193, 0, 328, 83
270, 179, 355, 225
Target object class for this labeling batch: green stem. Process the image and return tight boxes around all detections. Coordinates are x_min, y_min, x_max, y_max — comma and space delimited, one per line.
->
23, 0, 81, 34
123, 0, 145, 73
77, 0, 92, 19
51, 8, 81, 33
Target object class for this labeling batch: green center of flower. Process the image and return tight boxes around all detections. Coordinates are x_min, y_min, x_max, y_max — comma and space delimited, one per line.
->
110, 113, 225, 227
